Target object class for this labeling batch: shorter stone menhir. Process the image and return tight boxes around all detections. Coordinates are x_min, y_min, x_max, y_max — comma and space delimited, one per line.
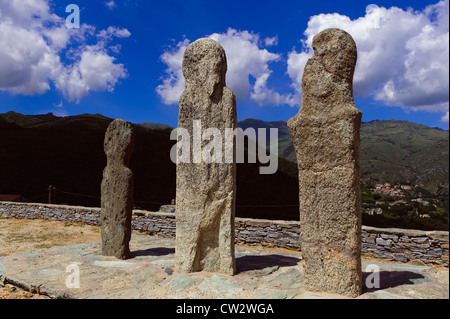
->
101, 119, 135, 260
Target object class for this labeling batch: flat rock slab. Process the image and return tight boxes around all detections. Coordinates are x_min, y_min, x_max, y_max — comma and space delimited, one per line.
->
0, 233, 448, 299
93, 261, 136, 268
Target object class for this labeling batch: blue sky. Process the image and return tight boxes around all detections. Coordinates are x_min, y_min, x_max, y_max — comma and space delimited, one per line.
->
0, 0, 448, 129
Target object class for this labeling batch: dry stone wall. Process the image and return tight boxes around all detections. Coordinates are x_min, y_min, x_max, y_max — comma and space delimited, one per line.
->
361, 226, 449, 265
0, 202, 447, 267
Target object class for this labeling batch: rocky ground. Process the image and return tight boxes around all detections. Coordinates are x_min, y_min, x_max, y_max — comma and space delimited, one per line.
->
0, 216, 100, 298
0, 216, 448, 299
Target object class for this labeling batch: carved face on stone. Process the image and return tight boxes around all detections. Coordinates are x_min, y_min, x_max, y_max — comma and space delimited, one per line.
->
182, 38, 227, 97
302, 28, 358, 102
104, 119, 135, 165
311, 28, 357, 81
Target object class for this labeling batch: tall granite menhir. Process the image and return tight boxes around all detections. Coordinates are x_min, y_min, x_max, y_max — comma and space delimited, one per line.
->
287, 29, 363, 297
101, 119, 135, 260
175, 38, 237, 275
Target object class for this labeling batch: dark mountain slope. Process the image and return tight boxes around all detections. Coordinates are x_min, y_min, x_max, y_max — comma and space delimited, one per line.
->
0, 112, 298, 220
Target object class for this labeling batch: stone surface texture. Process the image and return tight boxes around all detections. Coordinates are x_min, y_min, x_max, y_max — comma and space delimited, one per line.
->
1, 232, 448, 300
176, 38, 237, 275
100, 119, 135, 260
287, 28, 363, 297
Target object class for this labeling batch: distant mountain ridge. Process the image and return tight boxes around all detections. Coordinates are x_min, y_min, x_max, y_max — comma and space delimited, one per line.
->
237, 118, 449, 192
1, 111, 448, 195
238, 118, 296, 162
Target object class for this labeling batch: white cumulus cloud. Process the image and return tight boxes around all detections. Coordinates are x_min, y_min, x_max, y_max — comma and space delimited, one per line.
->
156, 39, 190, 105
0, 0, 131, 103
264, 36, 278, 46
55, 46, 128, 103
157, 28, 290, 106
104, 0, 117, 10
287, 0, 449, 116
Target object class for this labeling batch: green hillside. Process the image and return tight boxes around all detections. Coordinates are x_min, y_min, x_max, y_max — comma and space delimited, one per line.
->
238, 118, 449, 193
236, 118, 449, 230
360, 120, 449, 192
238, 118, 297, 162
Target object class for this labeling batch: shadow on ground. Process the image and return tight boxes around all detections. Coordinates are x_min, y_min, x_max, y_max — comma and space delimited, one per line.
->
236, 254, 300, 273
131, 247, 175, 258
362, 270, 430, 293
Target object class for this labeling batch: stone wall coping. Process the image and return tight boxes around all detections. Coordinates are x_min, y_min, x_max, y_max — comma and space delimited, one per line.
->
362, 225, 449, 242
235, 217, 299, 228
0, 201, 175, 219
133, 210, 175, 219
1, 201, 448, 241
0, 201, 102, 212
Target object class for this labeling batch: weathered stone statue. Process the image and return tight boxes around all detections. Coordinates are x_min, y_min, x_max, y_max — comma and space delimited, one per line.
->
287, 28, 363, 297
101, 119, 135, 260
175, 38, 237, 275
